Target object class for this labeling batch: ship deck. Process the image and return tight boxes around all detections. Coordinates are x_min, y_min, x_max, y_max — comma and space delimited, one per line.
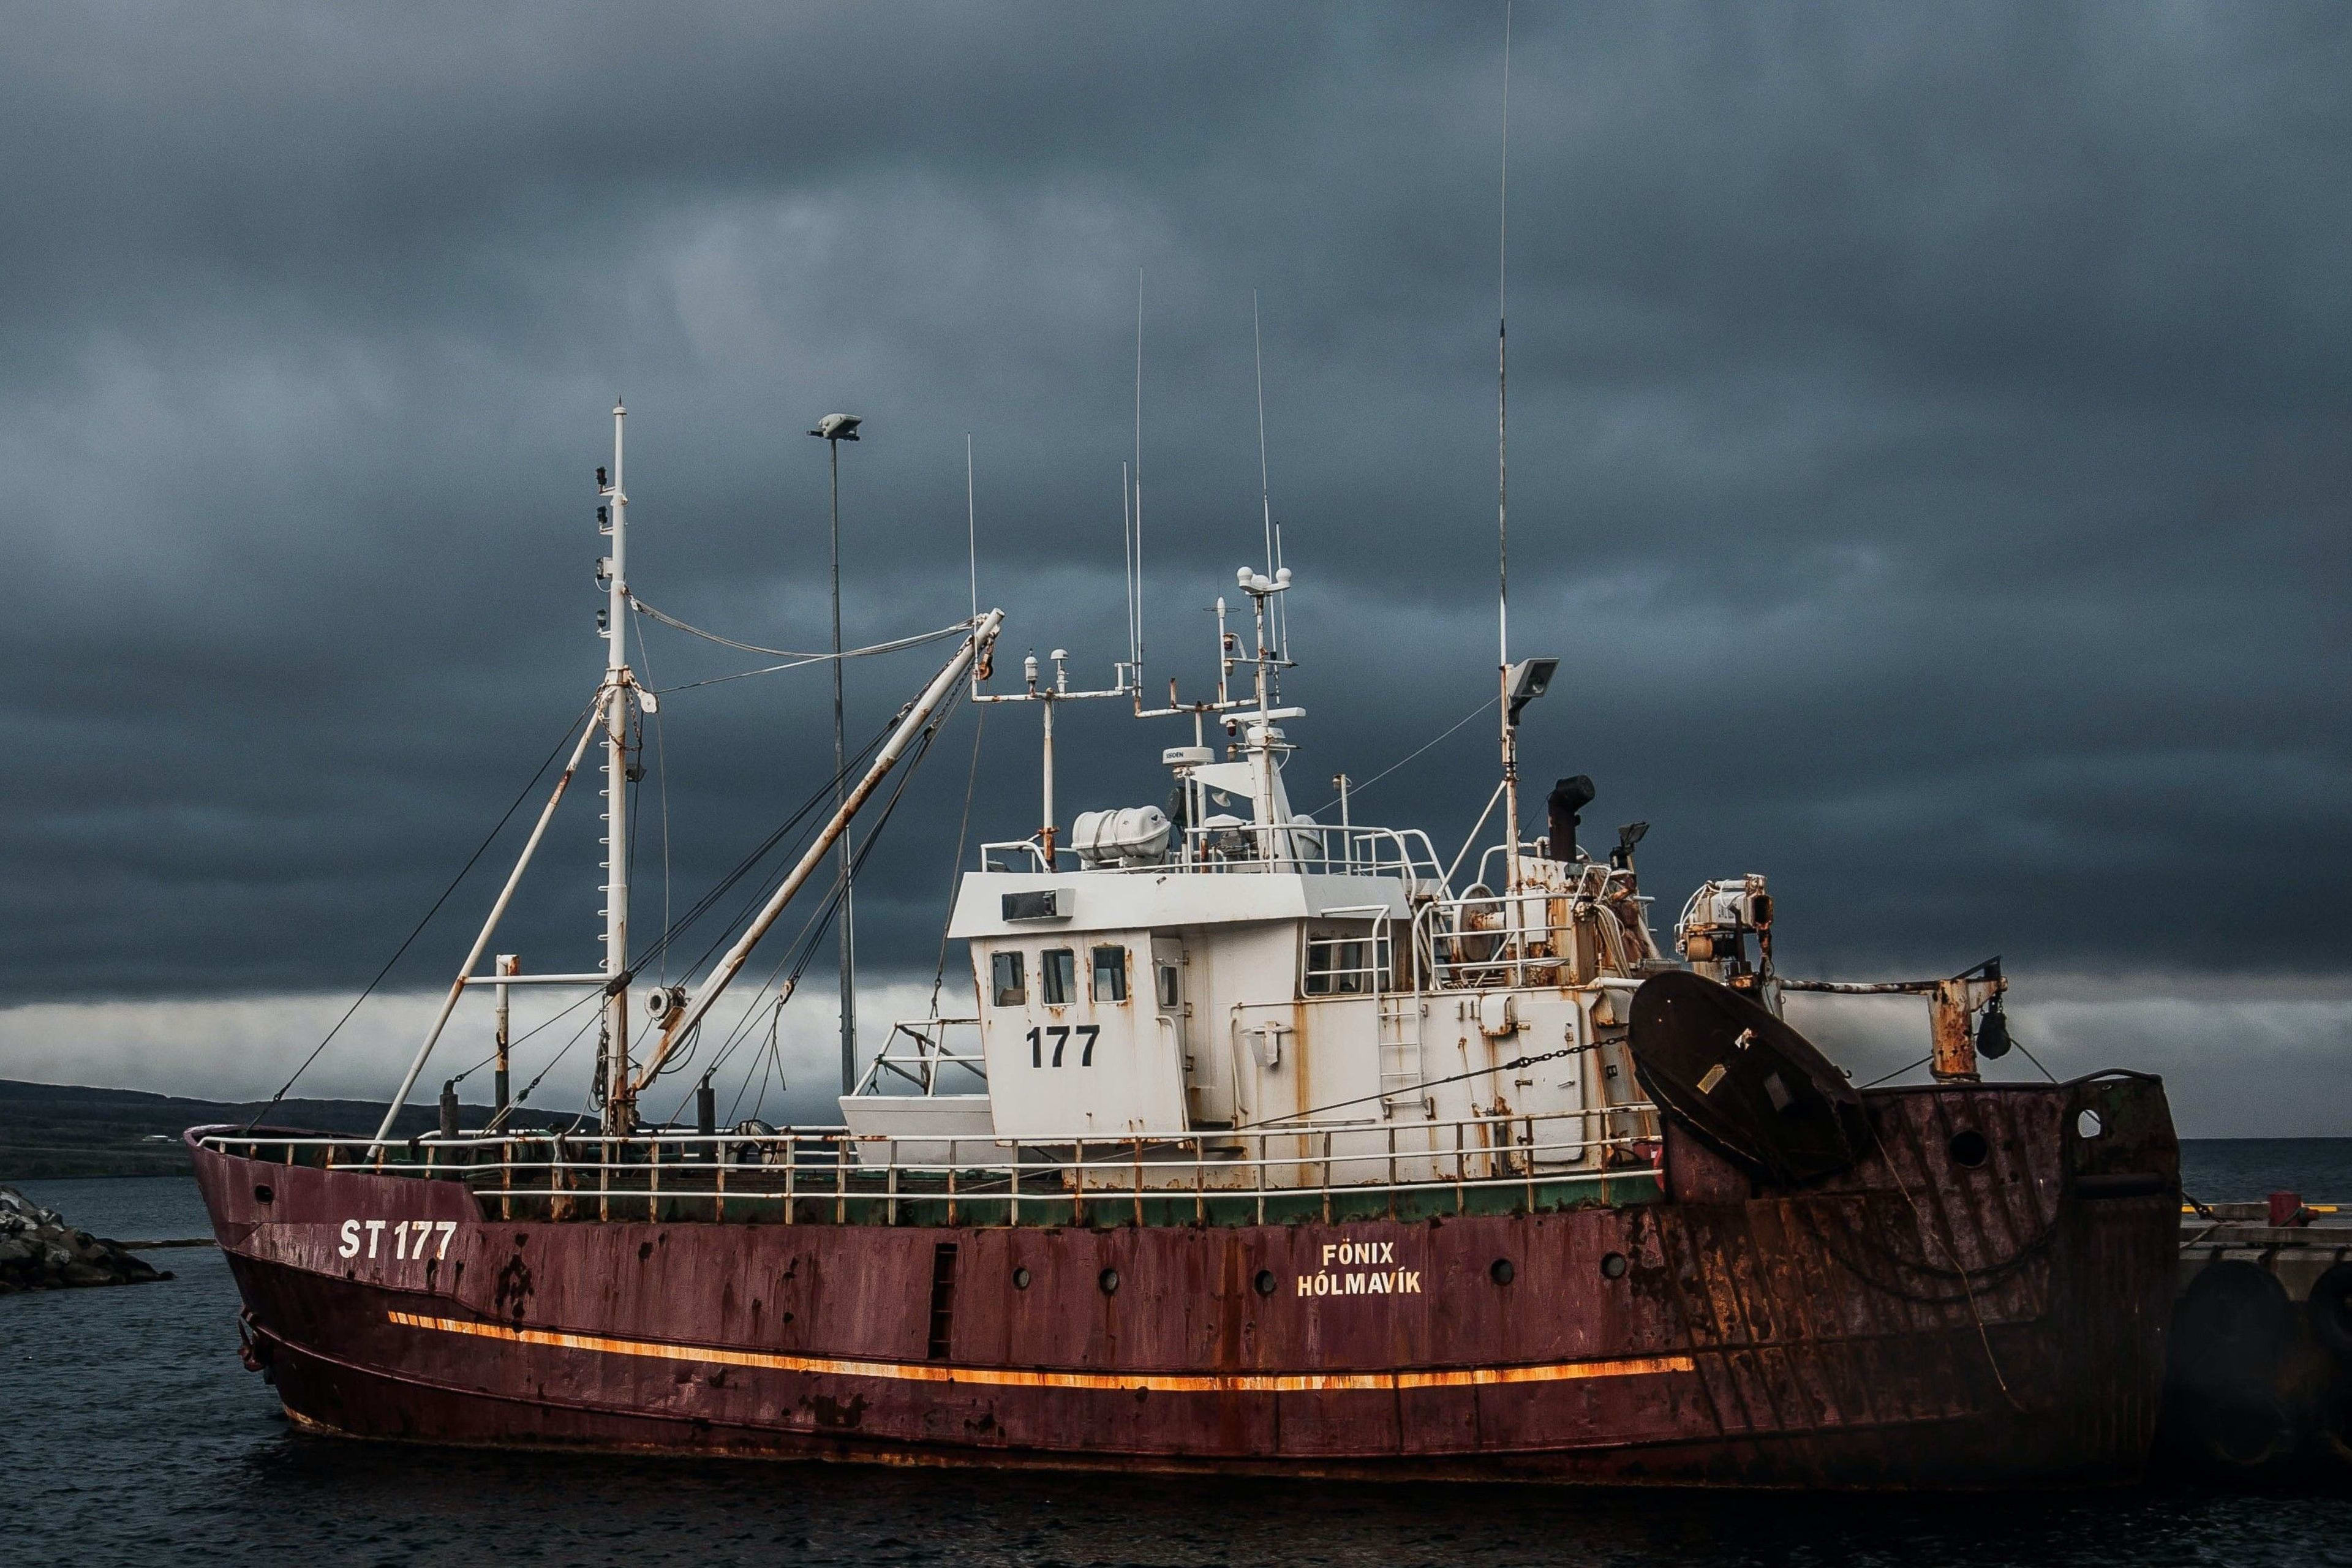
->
194, 1113, 1667, 1228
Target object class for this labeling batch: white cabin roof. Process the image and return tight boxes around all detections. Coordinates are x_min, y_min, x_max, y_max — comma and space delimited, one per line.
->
948, 867, 1410, 940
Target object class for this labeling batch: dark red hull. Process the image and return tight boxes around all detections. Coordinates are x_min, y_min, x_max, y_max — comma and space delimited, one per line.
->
191, 1077, 2179, 1488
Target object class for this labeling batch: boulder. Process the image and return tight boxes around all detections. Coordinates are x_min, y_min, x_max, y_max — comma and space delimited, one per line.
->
0, 1185, 173, 1292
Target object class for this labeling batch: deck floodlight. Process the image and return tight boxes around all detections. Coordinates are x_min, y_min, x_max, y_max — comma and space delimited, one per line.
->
809, 413, 862, 442
1506, 656, 1559, 725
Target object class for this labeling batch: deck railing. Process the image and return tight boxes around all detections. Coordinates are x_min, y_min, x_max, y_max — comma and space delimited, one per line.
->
851, 1017, 986, 1097
194, 1108, 1664, 1229
982, 823, 1449, 888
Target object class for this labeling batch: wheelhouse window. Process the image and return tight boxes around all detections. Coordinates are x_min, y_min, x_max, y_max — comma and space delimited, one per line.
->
1041, 948, 1077, 1005
1091, 944, 1128, 1002
1304, 930, 1387, 995
991, 951, 1025, 1006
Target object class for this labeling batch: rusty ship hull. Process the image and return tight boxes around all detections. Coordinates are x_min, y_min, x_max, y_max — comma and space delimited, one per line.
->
190, 1074, 2179, 1488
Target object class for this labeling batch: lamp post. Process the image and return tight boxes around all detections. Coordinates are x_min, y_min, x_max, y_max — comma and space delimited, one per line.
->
810, 412, 862, 1096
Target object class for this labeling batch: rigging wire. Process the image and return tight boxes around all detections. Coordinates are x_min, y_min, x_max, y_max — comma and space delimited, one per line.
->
725, 995, 791, 1128
662, 723, 894, 985
926, 705, 987, 1018
619, 719, 892, 990
357, 677, 889, 1114
750, 1004, 790, 1125
710, 951, 807, 1123
243, 693, 603, 1129
657, 693, 959, 1123
447, 978, 606, 1086
1308, 693, 1499, 818
511, 1010, 600, 1107
1858, 1055, 1932, 1090
1853, 1031, 2056, 1091
625, 701, 644, 976
628, 596, 828, 658
704, 699, 952, 1095
632, 609, 675, 986
631, 598, 972, 677
2008, 1030, 2061, 1085
629, 710, 911, 1128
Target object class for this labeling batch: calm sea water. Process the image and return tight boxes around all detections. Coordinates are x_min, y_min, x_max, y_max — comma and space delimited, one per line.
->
6, 1147, 2347, 1568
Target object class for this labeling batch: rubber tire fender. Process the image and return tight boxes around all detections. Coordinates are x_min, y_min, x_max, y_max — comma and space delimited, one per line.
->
2309, 1261, 2352, 1364
2168, 1260, 2294, 1400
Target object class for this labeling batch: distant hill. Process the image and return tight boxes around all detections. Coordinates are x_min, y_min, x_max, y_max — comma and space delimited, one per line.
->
0, 1079, 572, 1180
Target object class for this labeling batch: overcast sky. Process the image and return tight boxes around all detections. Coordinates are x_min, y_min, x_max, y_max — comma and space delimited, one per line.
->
4, 4, 2346, 1133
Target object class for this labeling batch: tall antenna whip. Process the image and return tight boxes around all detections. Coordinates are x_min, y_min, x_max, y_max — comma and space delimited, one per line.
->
1497, 0, 1511, 680
1255, 291, 1289, 664
1134, 269, 1147, 683
966, 433, 978, 623
1496, 0, 1521, 898
1255, 290, 1275, 581
1121, 461, 1137, 678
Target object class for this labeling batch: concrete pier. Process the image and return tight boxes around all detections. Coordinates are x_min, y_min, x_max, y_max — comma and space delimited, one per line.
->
2166, 1196, 2351, 1476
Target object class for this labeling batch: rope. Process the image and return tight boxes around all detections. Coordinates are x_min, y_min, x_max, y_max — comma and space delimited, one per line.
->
242, 693, 601, 1130
1867, 1115, 2025, 1411
1805, 1186, 2062, 1302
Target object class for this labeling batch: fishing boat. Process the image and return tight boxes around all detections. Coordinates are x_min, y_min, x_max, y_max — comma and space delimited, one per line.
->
189, 401, 2180, 1488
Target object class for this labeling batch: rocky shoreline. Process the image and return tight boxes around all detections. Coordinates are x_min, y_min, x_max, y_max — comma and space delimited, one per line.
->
0, 1185, 172, 1292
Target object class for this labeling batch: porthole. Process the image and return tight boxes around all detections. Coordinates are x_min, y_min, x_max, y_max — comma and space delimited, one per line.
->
1600, 1251, 1628, 1280
1253, 1269, 1277, 1297
1948, 1129, 1990, 1169
1011, 1267, 1031, 1290
1490, 1258, 1515, 1286
252, 1184, 274, 1204
1098, 1267, 1120, 1295
2077, 1108, 2105, 1140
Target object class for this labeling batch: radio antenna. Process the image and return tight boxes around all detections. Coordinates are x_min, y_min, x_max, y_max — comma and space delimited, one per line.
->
1273, 519, 1289, 665
1496, 0, 1521, 894
1254, 290, 1275, 581
1254, 291, 1290, 665
1496, 1, 1511, 684
1133, 269, 1147, 685
1121, 460, 1137, 680
965, 432, 978, 623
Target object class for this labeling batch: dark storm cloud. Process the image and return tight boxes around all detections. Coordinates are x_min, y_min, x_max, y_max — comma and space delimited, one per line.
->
4, 1, 2349, 1016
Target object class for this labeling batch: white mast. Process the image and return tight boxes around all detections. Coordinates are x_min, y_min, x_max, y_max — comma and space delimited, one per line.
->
601, 399, 633, 1133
